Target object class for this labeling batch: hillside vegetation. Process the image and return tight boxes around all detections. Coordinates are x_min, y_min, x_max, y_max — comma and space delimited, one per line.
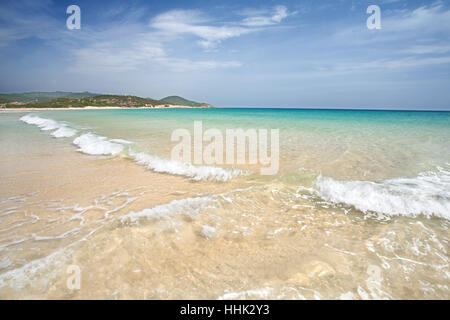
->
0, 91, 98, 104
0, 92, 212, 109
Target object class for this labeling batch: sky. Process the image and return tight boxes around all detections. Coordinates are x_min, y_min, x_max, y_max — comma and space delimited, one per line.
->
0, 0, 449, 109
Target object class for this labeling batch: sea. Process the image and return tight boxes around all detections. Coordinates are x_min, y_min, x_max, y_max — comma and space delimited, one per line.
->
0, 108, 449, 299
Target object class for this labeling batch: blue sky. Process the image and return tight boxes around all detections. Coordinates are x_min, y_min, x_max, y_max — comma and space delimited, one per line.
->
0, 0, 449, 109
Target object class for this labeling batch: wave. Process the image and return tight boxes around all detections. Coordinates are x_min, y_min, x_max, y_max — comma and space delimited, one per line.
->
51, 126, 77, 138
130, 150, 243, 182
119, 186, 257, 226
73, 133, 125, 156
0, 247, 72, 290
120, 196, 216, 223
315, 167, 450, 220
20, 114, 59, 131
20, 114, 77, 137
20, 114, 243, 181
0, 223, 105, 292
110, 139, 133, 144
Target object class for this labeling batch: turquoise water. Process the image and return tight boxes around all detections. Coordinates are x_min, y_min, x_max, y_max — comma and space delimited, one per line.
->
7, 107, 450, 219
29, 108, 450, 179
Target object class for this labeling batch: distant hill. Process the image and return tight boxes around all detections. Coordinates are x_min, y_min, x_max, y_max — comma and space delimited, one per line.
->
160, 96, 211, 107
1, 93, 213, 109
0, 91, 99, 103
10, 95, 161, 108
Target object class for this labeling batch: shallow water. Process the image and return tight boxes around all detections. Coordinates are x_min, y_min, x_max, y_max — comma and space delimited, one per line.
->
0, 109, 449, 299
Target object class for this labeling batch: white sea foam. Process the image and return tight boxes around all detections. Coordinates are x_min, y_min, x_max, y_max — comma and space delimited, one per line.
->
120, 196, 215, 223
51, 126, 77, 138
73, 133, 124, 156
218, 287, 274, 300
110, 139, 133, 144
20, 114, 77, 137
0, 224, 103, 292
0, 247, 72, 290
315, 167, 450, 220
20, 114, 59, 131
130, 150, 242, 182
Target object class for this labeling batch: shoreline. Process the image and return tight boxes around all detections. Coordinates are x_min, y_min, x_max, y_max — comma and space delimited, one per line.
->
0, 105, 216, 111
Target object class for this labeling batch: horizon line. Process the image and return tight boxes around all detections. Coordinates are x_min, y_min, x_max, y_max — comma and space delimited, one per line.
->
1, 91, 449, 112
220, 106, 450, 112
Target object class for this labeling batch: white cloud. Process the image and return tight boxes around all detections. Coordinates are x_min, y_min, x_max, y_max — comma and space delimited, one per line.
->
150, 9, 253, 50
334, 2, 450, 44
384, 2, 450, 32
240, 5, 289, 27
150, 6, 292, 50
70, 43, 167, 72
68, 7, 263, 73
0, 2, 292, 73
69, 38, 242, 73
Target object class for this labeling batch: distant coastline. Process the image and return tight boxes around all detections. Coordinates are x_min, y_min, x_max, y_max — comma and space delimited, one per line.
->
2, 105, 216, 111
0, 92, 215, 109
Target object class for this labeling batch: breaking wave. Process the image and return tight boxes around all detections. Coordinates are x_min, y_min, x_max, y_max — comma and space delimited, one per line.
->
51, 126, 77, 138
315, 167, 450, 220
120, 196, 216, 223
73, 133, 125, 156
130, 150, 243, 182
20, 114, 243, 181
20, 114, 77, 137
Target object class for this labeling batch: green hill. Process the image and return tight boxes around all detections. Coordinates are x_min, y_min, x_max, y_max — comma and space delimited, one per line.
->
0, 91, 98, 104
1, 92, 213, 109
160, 96, 210, 107
9, 95, 161, 109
